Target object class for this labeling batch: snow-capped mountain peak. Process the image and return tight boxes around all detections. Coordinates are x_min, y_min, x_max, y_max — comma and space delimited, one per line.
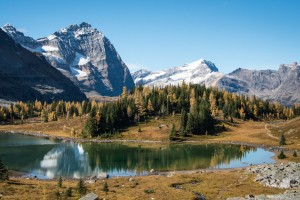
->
133, 59, 223, 87
1, 22, 134, 97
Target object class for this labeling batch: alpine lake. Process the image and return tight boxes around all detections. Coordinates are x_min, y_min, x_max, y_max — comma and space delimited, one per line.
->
0, 132, 275, 179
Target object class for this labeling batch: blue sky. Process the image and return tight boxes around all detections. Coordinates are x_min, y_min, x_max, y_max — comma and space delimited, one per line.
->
1, 0, 299, 73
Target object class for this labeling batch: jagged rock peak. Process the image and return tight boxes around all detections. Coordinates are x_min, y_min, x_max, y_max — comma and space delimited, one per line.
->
184, 59, 219, 72
2, 23, 17, 32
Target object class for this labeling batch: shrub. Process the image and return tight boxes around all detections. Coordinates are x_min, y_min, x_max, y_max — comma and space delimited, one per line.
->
76, 178, 86, 197
277, 150, 286, 159
65, 187, 72, 197
293, 151, 298, 157
57, 176, 62, 188
144, 189, 154, 194
103, 181, 109, 192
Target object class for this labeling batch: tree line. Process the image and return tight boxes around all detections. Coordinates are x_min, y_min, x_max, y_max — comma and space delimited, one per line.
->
0, 83, 299, 138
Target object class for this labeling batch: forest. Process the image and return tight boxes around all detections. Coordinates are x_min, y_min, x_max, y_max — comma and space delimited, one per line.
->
0, 83, 299, 138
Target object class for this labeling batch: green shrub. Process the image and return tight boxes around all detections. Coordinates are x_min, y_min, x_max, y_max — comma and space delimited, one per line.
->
277, 150, 286, 159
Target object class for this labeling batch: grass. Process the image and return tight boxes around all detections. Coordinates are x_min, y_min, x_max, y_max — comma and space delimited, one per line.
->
0, 169, 285, 200
0, 116, 299, 198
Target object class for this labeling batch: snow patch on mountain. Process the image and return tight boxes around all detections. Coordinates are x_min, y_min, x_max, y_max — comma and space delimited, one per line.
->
42, 46, 59, 51
70, 67, 88, 79
72, 52, 90, 66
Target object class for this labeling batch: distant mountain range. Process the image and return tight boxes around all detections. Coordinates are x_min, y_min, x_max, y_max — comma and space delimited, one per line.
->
1, 22, 299, 105
2, 22, 134, 97
133, 59, 300, 105
0, 28, 86, 102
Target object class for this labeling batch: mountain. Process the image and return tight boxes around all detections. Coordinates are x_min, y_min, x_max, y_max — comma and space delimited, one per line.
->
0, 29, 86, 102
1, 23, 134, 97
217, 63, 300, 105
132, 59, 223, 87
132, 59, 300, 106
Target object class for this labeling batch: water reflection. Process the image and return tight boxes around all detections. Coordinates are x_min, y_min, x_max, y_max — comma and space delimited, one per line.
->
0, 133, 275, 179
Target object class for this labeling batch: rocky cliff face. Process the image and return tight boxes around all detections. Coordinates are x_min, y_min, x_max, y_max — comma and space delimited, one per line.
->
2, 23, 134, 97
216, 63, 300, 105
132, 59, 223, 87
0, 29, 86, 102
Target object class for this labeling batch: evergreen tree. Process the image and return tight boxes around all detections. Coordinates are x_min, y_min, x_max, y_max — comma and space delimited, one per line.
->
293, 151, 297, 157
279, 134, 286, 145
169, 123, 176, 140
0, 159, 8, 181
76, 178, 86, 197
57, 176, 62, 188
103, 181, 109, 192
84, 116, 98, 138
65, 187, 72, 197
277, 150, 286, 159
180, 109, 188, 136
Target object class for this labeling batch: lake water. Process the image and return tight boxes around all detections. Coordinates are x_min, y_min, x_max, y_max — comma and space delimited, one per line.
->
0, 133, 275, 179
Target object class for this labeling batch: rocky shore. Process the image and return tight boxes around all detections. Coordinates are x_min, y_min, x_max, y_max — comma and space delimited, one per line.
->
227, 163, 300, 200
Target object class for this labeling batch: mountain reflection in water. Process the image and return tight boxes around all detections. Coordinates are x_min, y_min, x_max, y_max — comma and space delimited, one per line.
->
0, 133, 275, 179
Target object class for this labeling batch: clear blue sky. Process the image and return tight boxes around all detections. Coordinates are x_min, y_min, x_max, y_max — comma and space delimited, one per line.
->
1, 0, 299, 73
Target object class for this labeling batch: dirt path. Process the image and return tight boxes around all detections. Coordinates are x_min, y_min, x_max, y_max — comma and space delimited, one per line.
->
265, 123, 278, 140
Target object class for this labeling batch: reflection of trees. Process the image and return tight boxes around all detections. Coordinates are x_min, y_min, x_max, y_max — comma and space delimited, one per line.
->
209, 145, 255, 167
83, 143, 255, 175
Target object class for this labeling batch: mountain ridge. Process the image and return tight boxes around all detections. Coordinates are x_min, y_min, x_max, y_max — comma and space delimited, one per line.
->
0, 28, 86, 102
132, 59, 300, 105
1, 22, 134, 97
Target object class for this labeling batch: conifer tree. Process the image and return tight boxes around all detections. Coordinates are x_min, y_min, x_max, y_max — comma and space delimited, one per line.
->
103, 181, 109, 192
76, 178, 86, 197
169, 123, 176, 140
57, 176, 62, 188
180, 109, 188, 136
0, 159, 8, 181
279, 134, 286, 145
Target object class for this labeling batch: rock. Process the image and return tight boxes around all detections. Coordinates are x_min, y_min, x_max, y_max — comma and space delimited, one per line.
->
246, 162, 300, 189
150, 169, 155, 173
97, 173, 109, 179
79, 192, 98, 200
85, 179, 96, 184
129, 177, 134, 182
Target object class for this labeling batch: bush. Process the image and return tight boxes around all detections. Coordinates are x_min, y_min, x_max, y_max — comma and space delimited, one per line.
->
293, 151, 298, 157
103, 181, 109, 192
76, 178, 86, 197
144, 189, 154, 194
65, 187, 72, 197
277, 150, 286, 159
57, 176, 62, 188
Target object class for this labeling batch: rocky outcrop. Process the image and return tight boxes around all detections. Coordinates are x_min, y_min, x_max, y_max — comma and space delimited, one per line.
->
216, 63, 300, 105
227, 190, 300, 200
247, 162, 300, 189
0, 29, 86, 102
227, 163, 300, 200
2, 23, 134, 97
